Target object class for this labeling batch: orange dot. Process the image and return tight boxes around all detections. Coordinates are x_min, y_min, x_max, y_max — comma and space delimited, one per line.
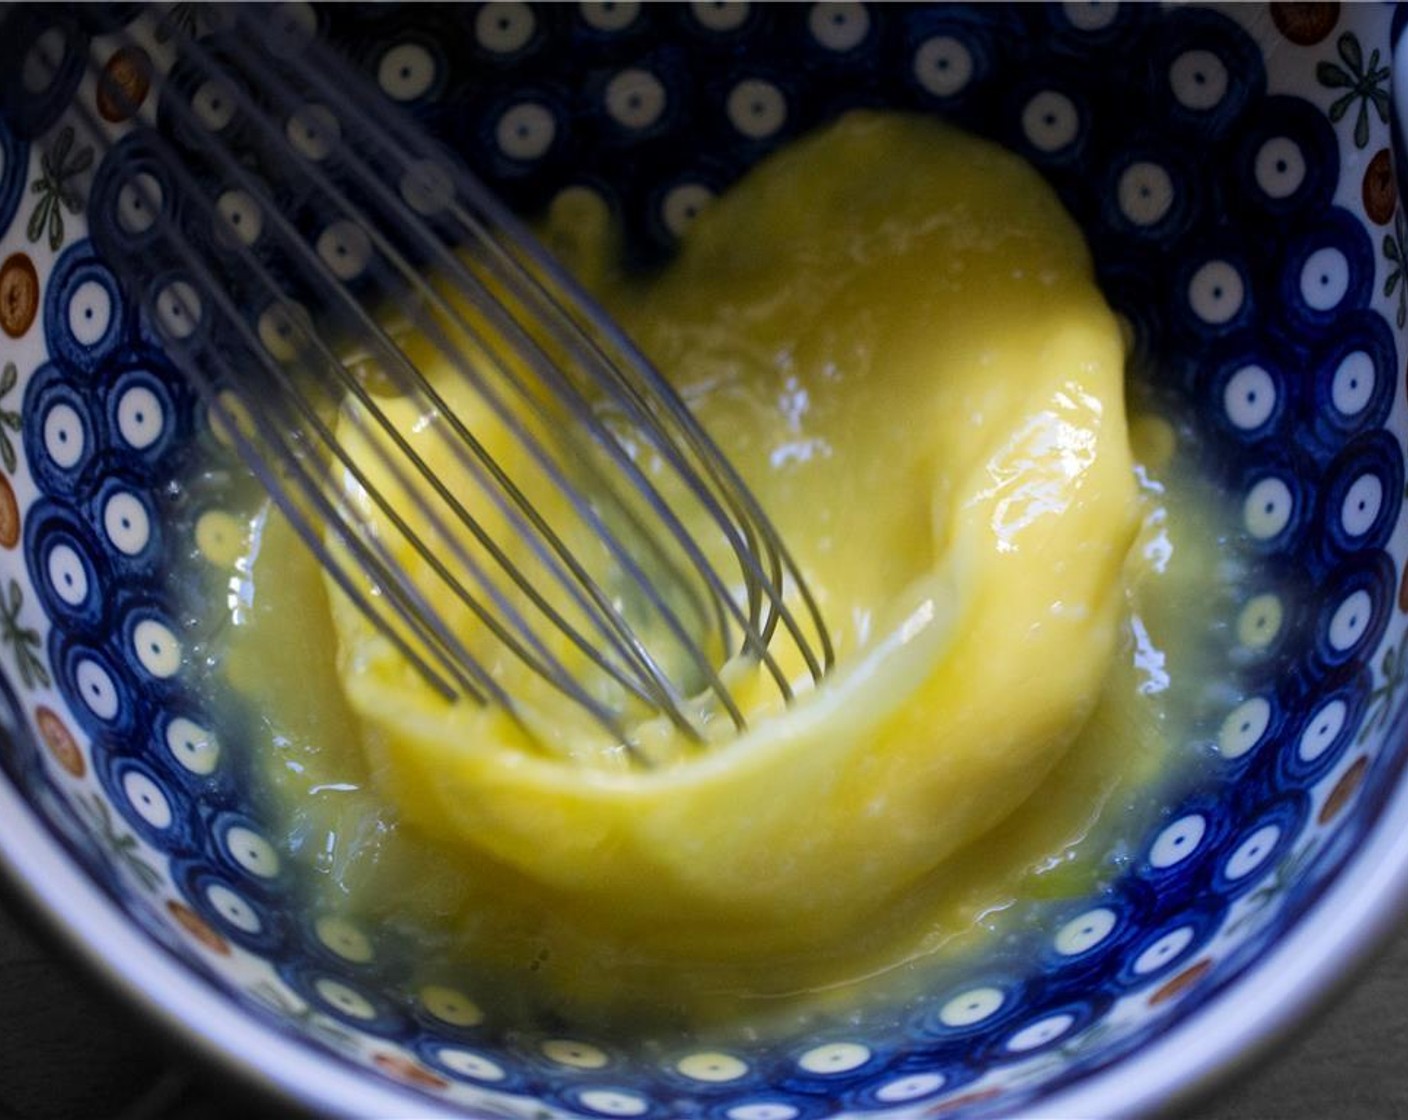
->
1319, 755, 1369, 824
1269, 3, 1340, 45
372, 1053, 449, 1091
1363, 149, 1397, 226
34, 705, 83, 777
96, 45, 153, 123
1149, 958, 1213, 1006
167, 899, 231, 956
0, 474, 19, 551
0, 253, 39, 339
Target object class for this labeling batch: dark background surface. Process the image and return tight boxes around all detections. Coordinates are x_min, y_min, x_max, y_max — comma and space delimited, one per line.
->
1, 891, 1405, 1120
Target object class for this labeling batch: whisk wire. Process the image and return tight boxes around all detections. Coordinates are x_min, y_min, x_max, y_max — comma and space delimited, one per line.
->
167, 16, 765, 726
68, 4, 836, 751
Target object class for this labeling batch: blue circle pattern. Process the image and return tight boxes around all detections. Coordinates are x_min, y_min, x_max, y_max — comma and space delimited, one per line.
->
1, 4, 1403, 1118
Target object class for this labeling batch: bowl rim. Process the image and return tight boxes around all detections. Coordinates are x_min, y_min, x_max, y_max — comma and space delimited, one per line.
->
3, 718, 1408, 1120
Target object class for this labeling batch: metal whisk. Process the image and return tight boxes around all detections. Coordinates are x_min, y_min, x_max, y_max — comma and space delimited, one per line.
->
51, 5, 832, 754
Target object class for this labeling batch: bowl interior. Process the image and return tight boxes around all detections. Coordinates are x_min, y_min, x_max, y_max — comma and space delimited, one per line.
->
1, 4, 1407, 1119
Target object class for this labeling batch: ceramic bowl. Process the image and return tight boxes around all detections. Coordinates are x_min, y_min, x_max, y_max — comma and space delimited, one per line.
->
2, 3, 1408, 1118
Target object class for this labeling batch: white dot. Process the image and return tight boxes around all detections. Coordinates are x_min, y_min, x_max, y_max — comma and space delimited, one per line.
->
1224, 823, 1281, 880
496, 102, 557, 160
154, 280, 201, 341
797, 1042, 870, 1074
1299, 699, 1348, 763
605, 69, 667, 130
116, 385, 165, 450
1331, 351, 1375, 416
691, 1, 750, 32
1132, 926, 1196, 975
22, 28, 66, 94
1328, 589, 1372, 652
214, 190, 263, 248
400, 159, 454, 216
42, 403, 85, 469
192, 78, 237, 131
1062, 1, 1119, 31
1021, 90, 1079, 153
315, 915, 374, 962
1170, 48, 1228, 111
1222, 365, 1275, 430
121, 770, 172, 829
46, 543, 88, 606
207, 884, 261, 933
1300, 247, 1350, 313
266, 2, 317, 56
286, 103, 339, 160
133, 618, 181, 678
579, 1090, 649, 1117
913, 36, 973, 99
1218, 697, 1271, 760
1149, 814, 1206, 869
68, 279, 113, 348
662, 182, 715, 237
1054, 907, 1118, 955
1117, 161, 1174, 227
117, 174, 162, 235
435, 1047, 505, 1081
475, 2, 535, 52
581, 1, 640, 31
420, 985, 484, 1027
258, 302, 311, 363
542, 1039, 609, 1069
225, 825, 280, 879
677, 1051, 748, 1082
316, 220, 372, 282
1340, 474, 1384, 537
1006, 1012, 1076, 1053
103, 491, 152, 555
1242, 476, 1293, 540
313, 978, 376, 1020
727, 79, 786, 140
1188, 260, 1244, 325
1236, 593, 1284, 650
727, 1106, 797, 1120
808, 3, 869, 52
1254, 136, 1306, 199
875, 1072, 947, 1103
166, 717, 220, 774
75, 659, 119, 720
938, 986, 1005, 1027
377, 42, 436, 102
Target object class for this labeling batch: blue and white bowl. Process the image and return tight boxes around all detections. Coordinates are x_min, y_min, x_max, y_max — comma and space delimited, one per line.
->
2, 3, 1408, 1117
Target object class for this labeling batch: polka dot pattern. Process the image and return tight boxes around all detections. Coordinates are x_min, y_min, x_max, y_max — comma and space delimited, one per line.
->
1, 6, 1404, 1120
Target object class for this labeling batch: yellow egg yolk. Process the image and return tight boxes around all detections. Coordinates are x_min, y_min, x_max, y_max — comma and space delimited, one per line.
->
321, 111, 1142, 957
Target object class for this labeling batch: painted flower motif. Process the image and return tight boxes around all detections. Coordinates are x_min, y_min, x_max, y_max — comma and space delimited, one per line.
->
1317, 31, 1390, 150
1360, 639, 1407, 739
73, 794, 163, 892
1227, 837, 1321, 934
27, 125, 94, 252
246, 980, 358, 1051
0, 578, 48, 690
153, 3, 228, 45
0, 363, 23, 476
1382, 206, 1408, 330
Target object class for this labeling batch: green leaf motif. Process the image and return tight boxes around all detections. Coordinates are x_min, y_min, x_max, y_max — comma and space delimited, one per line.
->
0, 579, 49, 690
1316, 60, 1353, 89
1338, 31, 1364, 74
1354, 103, 1371, 151
26, 123, 95, 251
1317, 33, 1391, 150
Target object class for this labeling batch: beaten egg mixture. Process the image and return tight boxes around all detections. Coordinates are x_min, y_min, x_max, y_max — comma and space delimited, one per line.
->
220, 113, 1207, 1027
